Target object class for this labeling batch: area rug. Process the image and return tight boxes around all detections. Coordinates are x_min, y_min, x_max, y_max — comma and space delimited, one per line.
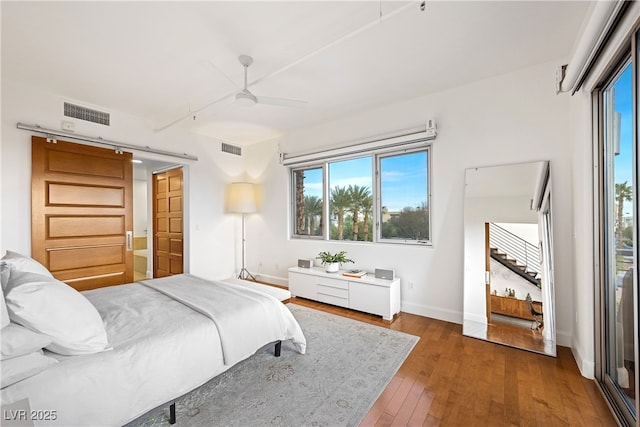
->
127, 303, 419, 427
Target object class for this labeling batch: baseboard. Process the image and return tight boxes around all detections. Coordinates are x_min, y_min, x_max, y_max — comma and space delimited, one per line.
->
463, 312, 487, 324
400, 301, 462, 324
556, 328, 572, 348
571, 340, 595, 379
255, 273, 288, 287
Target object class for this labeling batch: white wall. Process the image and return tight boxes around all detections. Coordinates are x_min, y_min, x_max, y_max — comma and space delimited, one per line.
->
0, 79, 246, 282
246, 60, 575, 341
133, 179, 148, 237
490, 259, 542, 302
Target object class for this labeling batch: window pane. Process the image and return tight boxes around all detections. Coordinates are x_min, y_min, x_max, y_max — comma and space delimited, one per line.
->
603, 61, 636, 413
293, 167, 323, 236
380, 151, 429, 241
328, 157, 373, 241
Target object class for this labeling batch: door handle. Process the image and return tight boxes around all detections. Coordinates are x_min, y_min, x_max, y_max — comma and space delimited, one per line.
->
126, 231, 133, 251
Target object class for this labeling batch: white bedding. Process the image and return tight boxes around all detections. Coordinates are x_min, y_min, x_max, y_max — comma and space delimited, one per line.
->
1, 275, 306, 427
141, 275, 305, 365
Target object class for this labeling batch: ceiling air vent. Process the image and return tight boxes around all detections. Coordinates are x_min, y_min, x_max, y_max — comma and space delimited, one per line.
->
221, 142, 242, 156
63, 102, 110, 126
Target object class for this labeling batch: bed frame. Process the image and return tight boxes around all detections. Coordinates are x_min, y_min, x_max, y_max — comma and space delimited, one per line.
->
166, 339, 282, 424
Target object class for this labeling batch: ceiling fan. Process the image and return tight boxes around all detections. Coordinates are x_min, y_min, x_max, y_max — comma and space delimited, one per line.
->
156, 54, 306, 132
234, 55, 306, 108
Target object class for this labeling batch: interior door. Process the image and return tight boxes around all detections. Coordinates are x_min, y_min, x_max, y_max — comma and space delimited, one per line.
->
153, 167, 183, 277
31, 136, 133, 290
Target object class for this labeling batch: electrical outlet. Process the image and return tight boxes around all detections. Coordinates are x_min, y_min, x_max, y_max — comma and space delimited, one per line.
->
408, 281, 414, 289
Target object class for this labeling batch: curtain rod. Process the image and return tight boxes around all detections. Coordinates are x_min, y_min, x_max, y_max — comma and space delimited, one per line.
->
16, 122, 198, 161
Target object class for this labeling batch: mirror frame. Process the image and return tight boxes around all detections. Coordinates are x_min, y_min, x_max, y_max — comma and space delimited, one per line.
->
462, 161, 556, 356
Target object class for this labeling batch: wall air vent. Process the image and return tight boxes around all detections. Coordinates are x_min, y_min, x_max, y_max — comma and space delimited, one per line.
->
63, 102, 110, 126
221, 142, 242, 156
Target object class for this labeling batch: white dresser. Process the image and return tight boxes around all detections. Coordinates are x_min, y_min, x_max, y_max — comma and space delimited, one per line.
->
288, 266, 401, 320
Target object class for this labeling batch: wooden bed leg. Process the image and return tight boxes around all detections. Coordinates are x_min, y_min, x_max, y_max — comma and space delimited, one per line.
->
275, 340, 282, 357
169, 402, 176, 424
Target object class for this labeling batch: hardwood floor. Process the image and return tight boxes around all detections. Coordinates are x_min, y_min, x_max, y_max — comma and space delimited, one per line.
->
289, 297, 617, 427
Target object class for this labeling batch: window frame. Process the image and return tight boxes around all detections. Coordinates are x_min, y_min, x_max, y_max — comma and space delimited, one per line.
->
289, 143, 432, 246
376, 147, 431, 245
290, 165, 326, 240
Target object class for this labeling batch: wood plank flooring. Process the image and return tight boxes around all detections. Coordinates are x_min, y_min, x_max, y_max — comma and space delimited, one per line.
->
288, 297, 617, 427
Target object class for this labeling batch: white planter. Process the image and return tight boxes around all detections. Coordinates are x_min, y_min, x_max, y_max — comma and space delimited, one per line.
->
325, 262, 339, 273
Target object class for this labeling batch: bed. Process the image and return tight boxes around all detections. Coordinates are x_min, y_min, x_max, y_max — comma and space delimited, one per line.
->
0, 252, 306, 427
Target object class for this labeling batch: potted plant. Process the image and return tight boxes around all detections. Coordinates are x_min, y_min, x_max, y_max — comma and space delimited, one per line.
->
317, 251, 354, 273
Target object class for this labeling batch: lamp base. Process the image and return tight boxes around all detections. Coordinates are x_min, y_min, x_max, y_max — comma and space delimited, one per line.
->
238, 268, 256, 281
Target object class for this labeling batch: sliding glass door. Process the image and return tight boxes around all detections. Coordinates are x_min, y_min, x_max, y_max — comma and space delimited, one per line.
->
596, 40, 638, 426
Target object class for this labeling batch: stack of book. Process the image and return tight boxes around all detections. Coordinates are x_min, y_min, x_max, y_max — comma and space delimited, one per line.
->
342, 269, 366, 278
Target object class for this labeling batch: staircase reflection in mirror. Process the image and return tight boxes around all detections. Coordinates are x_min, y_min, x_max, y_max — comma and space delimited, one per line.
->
463, 161, 556, 357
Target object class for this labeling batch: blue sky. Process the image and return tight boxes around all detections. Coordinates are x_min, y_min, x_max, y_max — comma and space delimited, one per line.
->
613, 62, 634, 217
304, 152, 428, 212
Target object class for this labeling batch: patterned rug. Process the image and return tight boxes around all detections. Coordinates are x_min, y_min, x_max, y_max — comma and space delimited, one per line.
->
127, 303, 418, 427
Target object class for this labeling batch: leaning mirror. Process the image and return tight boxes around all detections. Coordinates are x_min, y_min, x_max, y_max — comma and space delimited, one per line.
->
463, 161, 555, 356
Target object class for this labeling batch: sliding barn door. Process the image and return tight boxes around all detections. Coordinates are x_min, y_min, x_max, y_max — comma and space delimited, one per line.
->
153, 167, 183, 277
31, 136, 133, 290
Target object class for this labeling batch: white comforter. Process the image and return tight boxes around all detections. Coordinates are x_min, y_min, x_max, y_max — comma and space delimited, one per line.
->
1, 275, 306, 427
140, 275, 306, 365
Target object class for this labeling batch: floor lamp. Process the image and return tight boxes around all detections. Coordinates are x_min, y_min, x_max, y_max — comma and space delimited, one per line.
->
227, 182, 257, 281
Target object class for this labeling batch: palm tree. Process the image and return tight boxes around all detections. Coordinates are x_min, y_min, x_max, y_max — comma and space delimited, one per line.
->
304, 195, 323, 235
615, 181, 632, 248
330, 186, 351, 240
348, 185, 371, 241
294, 170, 305, 234
361, 194, 373, 241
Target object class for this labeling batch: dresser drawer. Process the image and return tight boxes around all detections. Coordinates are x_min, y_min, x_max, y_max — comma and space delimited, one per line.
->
317, 284, 349, 299
316, 277, 348, 290
317, 292, 349, 308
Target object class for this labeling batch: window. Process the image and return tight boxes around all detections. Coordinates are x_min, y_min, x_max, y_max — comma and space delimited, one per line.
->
292, 166, 323, 237
596, 57, 637, 424
290, 140, 431, 245
379, 150, 429, 242
329, 157, 373, 241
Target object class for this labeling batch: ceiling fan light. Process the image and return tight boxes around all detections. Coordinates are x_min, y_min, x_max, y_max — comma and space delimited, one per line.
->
235, 91, 257, 107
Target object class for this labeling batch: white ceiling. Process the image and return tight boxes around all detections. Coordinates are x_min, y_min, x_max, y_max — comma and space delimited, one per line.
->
2, 1, 592, 146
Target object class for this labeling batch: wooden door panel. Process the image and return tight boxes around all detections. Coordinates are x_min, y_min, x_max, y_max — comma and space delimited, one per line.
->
170, 239, 182, 255
156, 198, 168, 213
156, 218, 168, 233
169, 218, 182, 233
153, 168, 183, 277
170, 258, 182, 274
47, 183, 124, 206
168, 174, 182, 191
63, 271, 126, 291
47, 150, 125, 178
48, 245, 125, 270
169, 196, 182, 212
32, 136, 133, 290
47, 216, 124, 238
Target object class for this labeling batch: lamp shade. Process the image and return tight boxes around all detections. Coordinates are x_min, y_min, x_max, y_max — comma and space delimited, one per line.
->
227, 182, 257, 213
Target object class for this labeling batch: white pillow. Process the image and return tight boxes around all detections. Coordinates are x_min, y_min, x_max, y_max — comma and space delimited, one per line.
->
4, 269, 112, 356
0, 264, 10, 328
1, 350, 58, 388
1, 323, 52, 360
1, 251, 53, 280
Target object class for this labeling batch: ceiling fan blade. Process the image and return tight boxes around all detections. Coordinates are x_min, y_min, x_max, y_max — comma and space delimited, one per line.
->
256, 96, 307, 108
206, 59, 242, 91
